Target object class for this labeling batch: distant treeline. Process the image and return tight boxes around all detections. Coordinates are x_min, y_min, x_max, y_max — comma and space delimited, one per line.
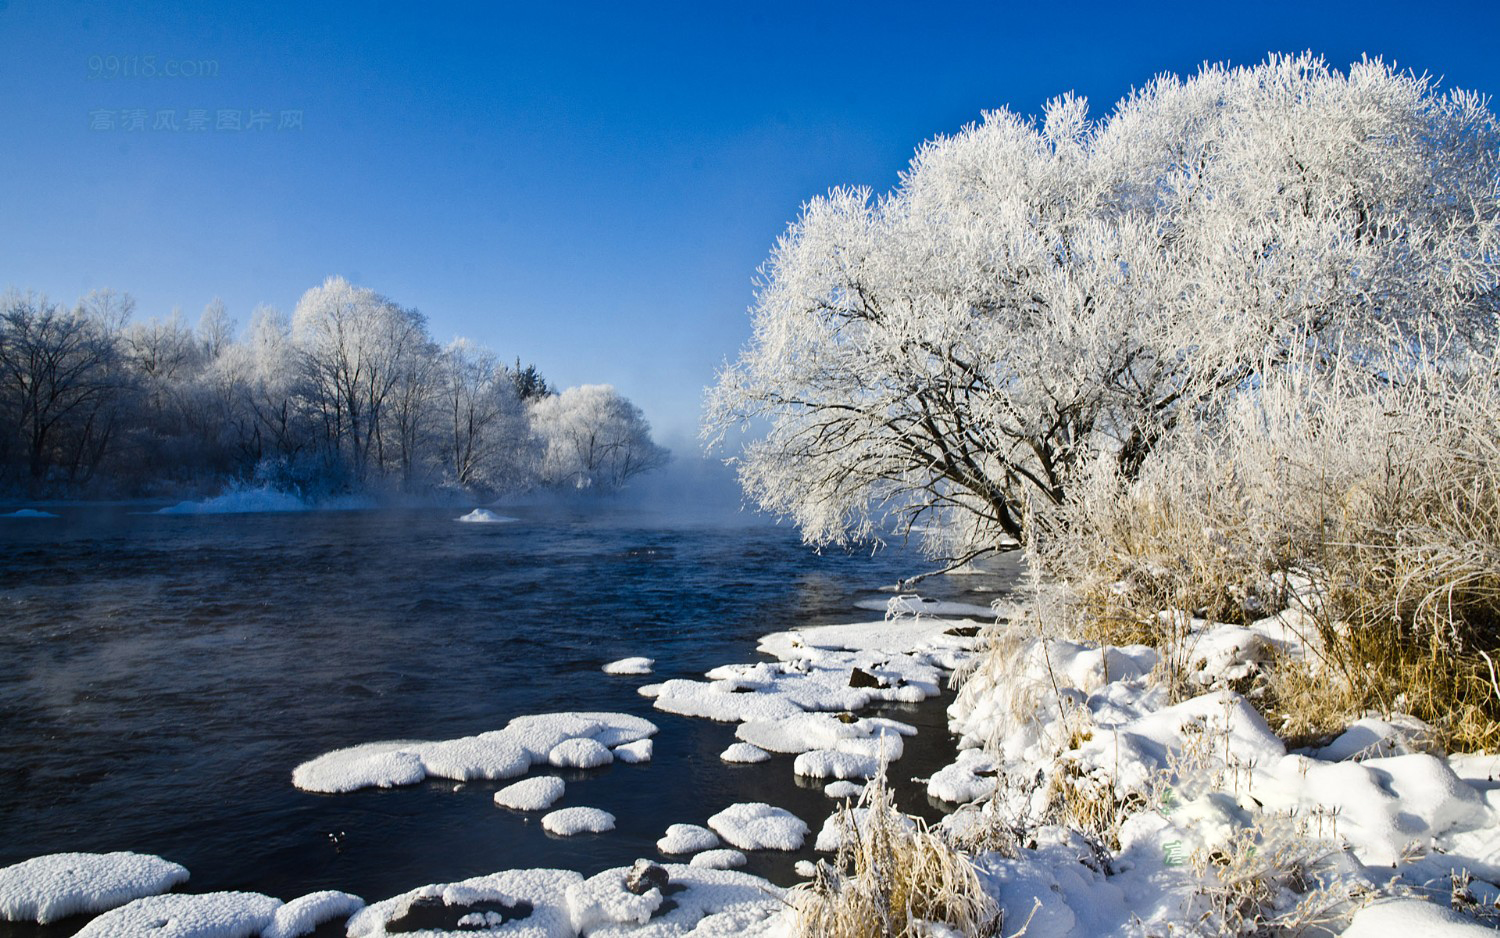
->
0, 276, 668, 498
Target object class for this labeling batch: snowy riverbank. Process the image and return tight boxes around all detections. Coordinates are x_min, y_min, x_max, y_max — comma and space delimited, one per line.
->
6, 580, 1500, 936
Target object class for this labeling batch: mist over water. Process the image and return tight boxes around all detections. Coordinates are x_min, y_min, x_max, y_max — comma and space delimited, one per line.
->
0, 503, 1013, 936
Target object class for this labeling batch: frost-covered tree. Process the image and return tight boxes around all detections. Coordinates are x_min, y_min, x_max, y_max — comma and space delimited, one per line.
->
292, 276, 430, 484
437, 339, 534, 490
532, 384, 669, 490
707, 54, 1500, 561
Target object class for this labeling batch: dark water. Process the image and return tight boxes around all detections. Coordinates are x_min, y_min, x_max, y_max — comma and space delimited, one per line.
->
0, 503, 1014, 935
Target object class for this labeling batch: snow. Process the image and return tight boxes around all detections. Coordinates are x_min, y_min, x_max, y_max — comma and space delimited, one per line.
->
1343, 899, 1496, 935
656, 824, 720, 855
494, 776, 567, 811
612, 739, 653, 764
719, 743, 771, 764
73, 891, 281, 937
292, 712, 656, 792
706, 803, 808, 851
347, 868, 582, 937
549, 738, 614, 769
579, 865, 783, 938
542, 807, 617, 836
457, 508, 517, 523
689, 850, 747, 870
603, 657, 655, 675
926, 748, 997, 804
0, 852, 190, 924
823, 780, 864, 800
1, 508, 58, 518
261, 891, 364, 938
565, 868, 662, 933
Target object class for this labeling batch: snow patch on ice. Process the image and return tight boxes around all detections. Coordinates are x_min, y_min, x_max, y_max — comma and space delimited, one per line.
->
602, 657, 655, 675
262, 890, 364, 938
707, 803, 808, 852
0, 852, 191, 924
542, 807, 616, 836
73, 891, 280, 938
494, 776, 566, 812
656, 824, 720, 855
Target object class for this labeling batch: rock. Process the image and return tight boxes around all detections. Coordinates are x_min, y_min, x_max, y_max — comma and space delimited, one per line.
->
625, 860, 668, 896
848, 668, 885, 689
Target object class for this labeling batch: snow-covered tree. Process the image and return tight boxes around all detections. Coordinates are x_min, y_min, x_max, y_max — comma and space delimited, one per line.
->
532, 384, 669, 490
292, 276, 429, 484
707, 54, 1500, 561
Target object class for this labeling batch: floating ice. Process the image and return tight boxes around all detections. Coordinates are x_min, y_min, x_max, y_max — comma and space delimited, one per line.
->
542, 807, 617, 836
549, 738, 613, 769
262, 890, 364, 938
0, 852, 190, 924
612, 739, 652, 764
457, 509, 517, 523
292, 712, 656, 793
689, 850, 747, 870
74, 891, 281, 938
707, 803, 808, 851
1, 508, 58, 518
823, 781, 864, 800
656, 824, 720, 855
720, 743, 771, 763
494, 776, 566, 811
347, 868, 582, 937
602, 657, 655, 675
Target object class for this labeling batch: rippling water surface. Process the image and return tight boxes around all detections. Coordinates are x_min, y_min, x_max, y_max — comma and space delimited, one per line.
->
0, 502, 1014, 935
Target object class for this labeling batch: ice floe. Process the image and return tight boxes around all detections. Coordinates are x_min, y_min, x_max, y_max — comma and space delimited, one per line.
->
549, 738, 614, 769
602, 657, 655, 675
262, 890, 364, 938
457, 508, 517, 523
687, 850, 746, 870
0, 852, 190, 924
706, 803, 807, 851
1, 508, 58, 518
543, 807, 617, 836
73, 891, 281, 937
292, 712, 656, 793
612, 739, 653, 763
719, 742, 771, 764
495, 776, 567, 811
656, 824, 720, 855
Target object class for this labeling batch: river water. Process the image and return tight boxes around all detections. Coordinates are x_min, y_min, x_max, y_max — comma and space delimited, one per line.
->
0, 502, 1013, 935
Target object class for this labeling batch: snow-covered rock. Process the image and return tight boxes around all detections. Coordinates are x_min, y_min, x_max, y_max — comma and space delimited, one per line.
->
542, 807, 616, 836
494, 776, 566, 811
0, 852, 190, 924
707, 803, 807, 851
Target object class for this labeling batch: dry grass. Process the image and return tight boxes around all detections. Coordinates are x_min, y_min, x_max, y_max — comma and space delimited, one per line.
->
1039, 347, 1500, 751
788, 770, 1002, 938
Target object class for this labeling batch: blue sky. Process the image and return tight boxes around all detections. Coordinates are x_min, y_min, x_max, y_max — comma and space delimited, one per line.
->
4, 0, 1500, 448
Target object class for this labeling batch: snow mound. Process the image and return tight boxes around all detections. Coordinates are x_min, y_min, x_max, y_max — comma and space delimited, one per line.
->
603, 657, 655, 675
347, 868, 581, 937
542, 807, 616, 836
927, 748, 997, 804
550, 738, 614, 769
494, 776, 566, 811
581, 865, 784, 938
720, 743, 771, 764
565, 868, 662, 934
0, 852, 190, 924
292, 712, 656, 793
612, 739, 653, 764
689, 850, 747, 870
2, 508, 58, 518
457, 509, 516, 523
1343, 898, 1496, 936
657, 824, 720, 855
823, 781, 864, 800
74, 891, 280, 937
262, 891, 364, 938
707, 803, 808, 851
